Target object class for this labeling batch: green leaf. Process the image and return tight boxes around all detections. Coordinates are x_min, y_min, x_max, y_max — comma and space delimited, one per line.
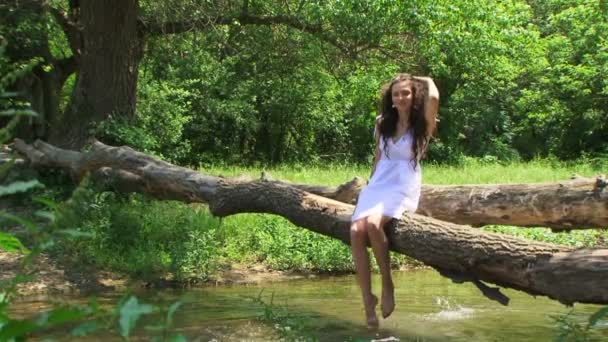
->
0, 180, 43, 197
0, 92, 20, 99
71, 321, 100, 337
0, 319, 39, 340
0, 158, 15, 178
588, 306, 608, 327
57, 229, 93, 238
0, 109, 37, 117
166, 300, 183, 327
118, 296, 156, 337
0, 231, 28, 253
167, 334, 188, 342
34, 210, 55, 222
144, 324, 165, 332
32, 196, 58, 210
0, 212, 38, 233
35, 306, 88, 327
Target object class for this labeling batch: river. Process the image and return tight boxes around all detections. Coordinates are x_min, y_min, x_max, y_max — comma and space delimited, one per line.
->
12, 269, 608, 341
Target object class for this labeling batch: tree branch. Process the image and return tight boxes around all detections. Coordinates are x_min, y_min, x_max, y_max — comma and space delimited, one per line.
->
140, 13, 342, 50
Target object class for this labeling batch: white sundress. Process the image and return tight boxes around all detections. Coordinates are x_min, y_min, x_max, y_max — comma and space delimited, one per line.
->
351, 129, 422, 222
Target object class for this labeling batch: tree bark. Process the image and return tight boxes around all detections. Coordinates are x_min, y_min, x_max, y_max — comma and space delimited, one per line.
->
416, 180, 608, 231
13, 139, 608, 306
267, 175, 608, 231
286, 177, 608, 231
50, 0, 144, 149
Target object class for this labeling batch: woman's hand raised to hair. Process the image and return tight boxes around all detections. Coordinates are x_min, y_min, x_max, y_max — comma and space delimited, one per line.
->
414, 76, 439, 136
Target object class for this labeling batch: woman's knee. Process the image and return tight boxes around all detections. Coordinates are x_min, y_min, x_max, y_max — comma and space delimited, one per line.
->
365, 218, 382, 232
367, 215, 391, 233
350, 220, 367, 238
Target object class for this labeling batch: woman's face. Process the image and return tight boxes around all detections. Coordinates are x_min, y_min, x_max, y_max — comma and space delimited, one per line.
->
391, 80, 414, 114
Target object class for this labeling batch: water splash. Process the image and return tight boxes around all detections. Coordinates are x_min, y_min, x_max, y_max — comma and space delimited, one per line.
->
423, 296, 475, 321
372, 336, 400, 342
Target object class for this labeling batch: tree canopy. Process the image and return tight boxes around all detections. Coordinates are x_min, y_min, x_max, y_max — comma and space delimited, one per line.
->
1, 0, 606, 164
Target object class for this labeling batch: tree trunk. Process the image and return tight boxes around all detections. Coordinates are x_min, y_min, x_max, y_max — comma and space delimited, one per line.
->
2, 0, 62, 142
50, 0, 144, 149
286, 177, 608, 231
416, 180, 608, 230
13, 139, 608, 306
269, 176, 608, 231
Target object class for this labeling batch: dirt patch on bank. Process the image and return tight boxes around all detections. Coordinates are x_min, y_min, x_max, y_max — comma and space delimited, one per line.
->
0, 251, 127, 295
0, 251, 328, 296
211, 263, 323, 285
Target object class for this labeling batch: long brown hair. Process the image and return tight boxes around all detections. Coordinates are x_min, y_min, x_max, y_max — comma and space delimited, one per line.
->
378, 73, 436, 168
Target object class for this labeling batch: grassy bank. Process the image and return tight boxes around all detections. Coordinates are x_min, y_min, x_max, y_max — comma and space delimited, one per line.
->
38, 158, 608, 282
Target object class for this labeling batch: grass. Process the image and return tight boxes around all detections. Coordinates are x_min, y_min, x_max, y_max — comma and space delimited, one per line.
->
202, 157, 605, 186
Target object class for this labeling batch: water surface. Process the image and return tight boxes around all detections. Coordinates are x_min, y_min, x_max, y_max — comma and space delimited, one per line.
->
14, 269, 608, 341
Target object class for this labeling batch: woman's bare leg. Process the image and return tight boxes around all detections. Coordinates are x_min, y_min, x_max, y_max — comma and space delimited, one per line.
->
350, 219, 378, 326
366, 215, 395, 319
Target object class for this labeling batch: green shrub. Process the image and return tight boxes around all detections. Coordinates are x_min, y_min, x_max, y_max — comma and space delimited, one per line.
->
95, 80, 193, 164
221, 214, 354, 272
53, 184, 222, 281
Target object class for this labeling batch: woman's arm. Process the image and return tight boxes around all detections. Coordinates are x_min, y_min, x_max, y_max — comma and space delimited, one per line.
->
415, 76, 440, 137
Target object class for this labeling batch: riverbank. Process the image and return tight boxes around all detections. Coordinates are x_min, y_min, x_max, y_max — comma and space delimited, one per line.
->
0, 250, 357, 296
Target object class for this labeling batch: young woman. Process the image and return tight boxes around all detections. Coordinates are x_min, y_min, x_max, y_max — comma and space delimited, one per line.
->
350, 73, 439, 327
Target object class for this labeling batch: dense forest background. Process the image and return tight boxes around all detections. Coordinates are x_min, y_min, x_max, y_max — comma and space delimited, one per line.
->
1, 0, 607, 166
2, 5, 608, 338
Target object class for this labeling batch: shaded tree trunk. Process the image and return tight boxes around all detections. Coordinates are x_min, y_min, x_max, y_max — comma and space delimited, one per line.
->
13, 139, 608, 306
2, 0, 64, 142
50, 0, 144, 149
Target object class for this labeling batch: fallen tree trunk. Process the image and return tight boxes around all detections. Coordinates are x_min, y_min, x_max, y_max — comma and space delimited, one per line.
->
13, 140, 607, 231
416, 180, 607, 231
13, 139, 608, 306
285, 176, 608, 231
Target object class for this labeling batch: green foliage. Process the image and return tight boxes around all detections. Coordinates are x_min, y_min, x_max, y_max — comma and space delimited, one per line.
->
0, 180, 43, 197
130, 0, 608, 165
0, 231, 27, 253
0, 192, 188, 340
221, 214, 354, 273
0, 38, 41, 145
0, 42, 189, 341
95, 80, 193, 163
483, 225, 607, 248
118, 296, 156, 337
0, 205, 188, 340
249, 290, 318, 341
552, 306, 608, 342
512, 0, 608, 159
4, 0, 608, 164
52, 185, 223, 281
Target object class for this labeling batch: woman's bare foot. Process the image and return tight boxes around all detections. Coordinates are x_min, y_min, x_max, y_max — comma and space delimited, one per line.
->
364, 294, 379, 327
381, 285, 395, 319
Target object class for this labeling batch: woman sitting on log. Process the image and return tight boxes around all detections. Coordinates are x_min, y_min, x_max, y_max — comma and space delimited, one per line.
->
350, 73, 439, 327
